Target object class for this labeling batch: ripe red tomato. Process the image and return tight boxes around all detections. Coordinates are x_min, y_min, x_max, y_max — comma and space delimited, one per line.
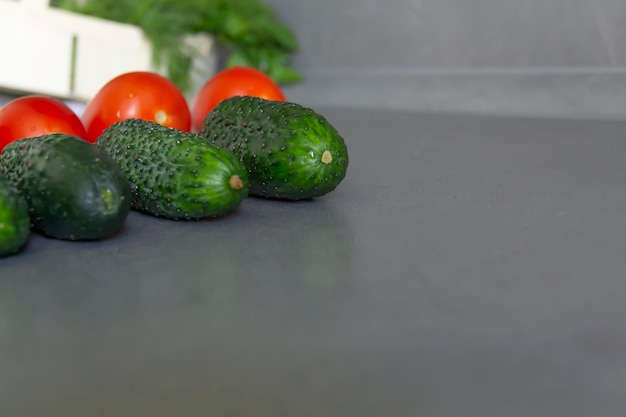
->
191, 66, 286, 132
81, 71, 191, 142
0, 95, 88, 151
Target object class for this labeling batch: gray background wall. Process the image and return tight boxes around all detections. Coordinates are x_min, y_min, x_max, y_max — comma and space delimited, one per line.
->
269, 0, 626, 119
2, 1, 626, 119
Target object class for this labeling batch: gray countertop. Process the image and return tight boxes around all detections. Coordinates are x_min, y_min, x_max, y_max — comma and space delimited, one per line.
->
2, 108, 626, 416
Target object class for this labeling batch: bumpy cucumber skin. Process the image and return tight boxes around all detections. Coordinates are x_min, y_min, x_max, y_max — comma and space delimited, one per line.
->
96, 119, 249, 220
198, 96, 349, 200
0, 173, 29, 256
0, 134, 131, 241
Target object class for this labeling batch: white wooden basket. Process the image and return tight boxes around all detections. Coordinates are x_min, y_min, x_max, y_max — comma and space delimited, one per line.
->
0, 0, 216, 102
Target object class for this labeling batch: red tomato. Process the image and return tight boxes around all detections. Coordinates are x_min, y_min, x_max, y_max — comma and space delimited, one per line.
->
81, 71, 191, 142
0, 95, 88, 151
191, 66, 286, 132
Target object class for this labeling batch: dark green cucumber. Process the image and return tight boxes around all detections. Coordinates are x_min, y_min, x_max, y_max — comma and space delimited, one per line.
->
0, 134, 131, 241
198, 96, 349, 200
96, 119, 249, 220
0, 173, 29, 256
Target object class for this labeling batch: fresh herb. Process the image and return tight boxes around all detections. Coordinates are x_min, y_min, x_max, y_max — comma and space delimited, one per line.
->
50, 0, 302, 93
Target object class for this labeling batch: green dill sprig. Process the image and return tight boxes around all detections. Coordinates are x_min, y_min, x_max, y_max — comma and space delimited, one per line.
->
50, 0, 302, 93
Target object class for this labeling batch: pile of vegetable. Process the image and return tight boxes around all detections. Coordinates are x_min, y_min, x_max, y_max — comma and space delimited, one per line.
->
0, 67, 349, 258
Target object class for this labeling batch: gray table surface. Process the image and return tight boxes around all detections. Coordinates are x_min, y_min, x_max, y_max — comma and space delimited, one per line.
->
2, 108, 626, 416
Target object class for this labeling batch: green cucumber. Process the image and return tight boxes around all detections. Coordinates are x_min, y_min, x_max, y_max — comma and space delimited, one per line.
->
0, 173, 29, 256
95, 119, 249, 220
0, 134, 131, 241
198, 96, 349, 200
